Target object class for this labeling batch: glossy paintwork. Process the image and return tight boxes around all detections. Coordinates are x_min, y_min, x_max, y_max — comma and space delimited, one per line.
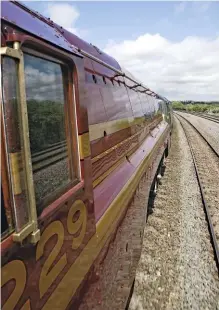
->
1, 197, 96, 310
90, 126, 132, 158
84, 74, 160, 127
2, 0, 121, 75
90, 114, 162, 156
85, 82, 108, 125
1, 127, 170, 310
94, 122, 168, 222
1, 9, 96, 309
55, 26, 121, 75
91, 116, 162, 182
1, 2, 171, 309
2, 1, 163, 128
1, 2, 80, 56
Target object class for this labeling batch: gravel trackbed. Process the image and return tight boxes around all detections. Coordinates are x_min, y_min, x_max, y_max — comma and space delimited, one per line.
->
129, 117, 219, 310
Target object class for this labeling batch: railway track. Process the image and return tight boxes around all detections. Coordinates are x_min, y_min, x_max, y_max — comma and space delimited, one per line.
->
174, 112, 219, 157
175, 110, 219, 124
31, 140, 67, 173
175, 112, 219, 271
196, 113, 219, 124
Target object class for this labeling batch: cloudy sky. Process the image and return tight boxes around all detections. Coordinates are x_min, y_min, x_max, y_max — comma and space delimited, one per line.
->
23, 1, 219, 101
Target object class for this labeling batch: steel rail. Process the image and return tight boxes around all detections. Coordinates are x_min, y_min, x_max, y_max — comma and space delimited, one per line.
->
31, 141, 67, 173
175, 113, 219, 272
193, 113, 219, 124
31, 141, 66, 159
32, 151, 66, 173
174, 112, 219, 158
193, 112, 219, 119
78, 48, 159, 97
174, 110, 219, 124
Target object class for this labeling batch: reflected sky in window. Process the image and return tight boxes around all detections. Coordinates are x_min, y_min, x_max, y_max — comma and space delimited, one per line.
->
24, 54, 64, 102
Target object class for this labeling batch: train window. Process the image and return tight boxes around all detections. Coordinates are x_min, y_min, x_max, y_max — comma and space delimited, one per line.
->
85, 72, 94, 83
23, 53, 77, 210
96, 75, 103, 85
92, 74, 97, 83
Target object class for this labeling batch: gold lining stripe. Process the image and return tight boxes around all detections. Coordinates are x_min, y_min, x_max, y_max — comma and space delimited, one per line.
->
96, 127, 168, 242
92, 118, 163, 186
89, 116, 146, 141
91, 115, 162, 163
93, 157, 126, 188
92, 130, 140, 164
79, 132, 91, 159
92, 142, 141, 188
9, 152, 22, 195
43, 124, 170, 310
92, 130, 146, 188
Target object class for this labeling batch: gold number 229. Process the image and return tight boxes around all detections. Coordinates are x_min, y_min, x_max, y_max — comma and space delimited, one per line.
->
67, 200, 87, 250
36, 221, 67, 298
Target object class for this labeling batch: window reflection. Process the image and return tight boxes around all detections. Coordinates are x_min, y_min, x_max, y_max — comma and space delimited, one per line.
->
24, 53, 71, 209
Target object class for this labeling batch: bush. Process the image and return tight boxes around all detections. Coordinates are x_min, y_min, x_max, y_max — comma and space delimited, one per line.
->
172, 101, 186, 110
172, 101, 219, 114
211, 107, 219, 114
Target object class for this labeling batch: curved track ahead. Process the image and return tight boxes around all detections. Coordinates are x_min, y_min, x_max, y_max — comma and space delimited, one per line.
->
175, 110, 219, 124
175, 112, 219, 273
175, 112, 219, 157
189, 112, 219, 124
195, 113, 219, 124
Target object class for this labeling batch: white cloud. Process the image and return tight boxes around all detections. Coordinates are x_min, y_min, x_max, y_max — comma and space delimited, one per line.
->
48, 3, 79, 28
47, 3, 87, 38
24, 64, 64, 101
104, 34, 219, 101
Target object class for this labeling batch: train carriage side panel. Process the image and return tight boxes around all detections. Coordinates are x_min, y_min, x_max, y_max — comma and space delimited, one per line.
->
1, 2, 172, 310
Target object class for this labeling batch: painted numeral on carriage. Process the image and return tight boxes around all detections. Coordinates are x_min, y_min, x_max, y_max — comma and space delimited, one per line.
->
67, 200, 87, 250
1, 260, 27, 310
36, 221, 67, 298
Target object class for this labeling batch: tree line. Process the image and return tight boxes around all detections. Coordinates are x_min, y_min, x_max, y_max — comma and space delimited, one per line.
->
172, 101, 219, 113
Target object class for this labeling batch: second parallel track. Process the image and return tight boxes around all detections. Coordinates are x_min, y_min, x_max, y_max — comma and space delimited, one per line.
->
175, 112, 219, 272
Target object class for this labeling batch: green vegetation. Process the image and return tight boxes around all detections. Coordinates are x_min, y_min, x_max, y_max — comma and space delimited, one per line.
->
27, 99, 65, 154
172, 101, 219, 114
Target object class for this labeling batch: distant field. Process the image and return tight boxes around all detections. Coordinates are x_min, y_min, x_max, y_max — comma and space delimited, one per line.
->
172, 101, 219, 114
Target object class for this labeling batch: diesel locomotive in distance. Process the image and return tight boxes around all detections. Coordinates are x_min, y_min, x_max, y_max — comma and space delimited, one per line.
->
1, 1, 172, 309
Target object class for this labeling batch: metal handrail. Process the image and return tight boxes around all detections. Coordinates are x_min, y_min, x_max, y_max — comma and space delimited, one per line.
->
77, 48, 163, 98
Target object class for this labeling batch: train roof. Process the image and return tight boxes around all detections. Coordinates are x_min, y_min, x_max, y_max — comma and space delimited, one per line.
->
1, 1, 167, 100
1, 1, 121, 69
